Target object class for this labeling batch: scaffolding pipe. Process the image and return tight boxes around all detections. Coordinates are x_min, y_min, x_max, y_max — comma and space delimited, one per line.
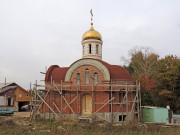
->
93, 97, 114, 115
36, 92, 59, 118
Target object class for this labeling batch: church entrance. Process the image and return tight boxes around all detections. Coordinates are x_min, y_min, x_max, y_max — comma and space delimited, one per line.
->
82, 94, 92, 115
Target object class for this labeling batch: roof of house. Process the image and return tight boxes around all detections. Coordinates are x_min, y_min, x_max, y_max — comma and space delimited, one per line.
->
0, 86, 17, 94
0, 82, 15, 89
45, 59, 131, 82
0, 82, 30, 95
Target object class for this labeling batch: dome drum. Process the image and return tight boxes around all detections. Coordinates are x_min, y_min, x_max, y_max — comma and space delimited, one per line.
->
81, 39, 103, 44
82, 23, 103, 60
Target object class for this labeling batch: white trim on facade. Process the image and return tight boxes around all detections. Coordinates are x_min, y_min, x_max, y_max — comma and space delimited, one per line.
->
65, 59, 110, 81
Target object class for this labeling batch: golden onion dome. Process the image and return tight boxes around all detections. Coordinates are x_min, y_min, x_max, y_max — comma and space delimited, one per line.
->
82, 23, 102, 41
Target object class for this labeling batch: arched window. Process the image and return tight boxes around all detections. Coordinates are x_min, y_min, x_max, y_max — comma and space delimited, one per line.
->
85, 69, 89, 84
76, 73, 80, 85
94, 72, 98, 85
89, 44, 91, 54
96, 45, 98, 54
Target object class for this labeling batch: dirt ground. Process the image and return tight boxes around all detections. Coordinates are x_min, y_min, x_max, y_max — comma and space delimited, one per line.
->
0, 112, 31, 126
0, 112, 180, 135
13, 112, 31, 118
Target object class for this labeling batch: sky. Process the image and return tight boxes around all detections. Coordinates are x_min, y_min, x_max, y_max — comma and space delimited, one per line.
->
0, 0, 180, 89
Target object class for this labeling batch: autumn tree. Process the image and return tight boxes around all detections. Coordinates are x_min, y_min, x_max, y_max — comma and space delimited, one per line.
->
158, 55, 180, 90
156, 55, 180, 110
123, 47, 160, 106
174, 66, 180, 96
124, 47, 180, 111
125, 47, 159, 91
174, 70, 180, 112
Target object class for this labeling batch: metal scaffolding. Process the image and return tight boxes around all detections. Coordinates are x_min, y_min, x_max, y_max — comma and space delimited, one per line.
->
30, 81, 141, 124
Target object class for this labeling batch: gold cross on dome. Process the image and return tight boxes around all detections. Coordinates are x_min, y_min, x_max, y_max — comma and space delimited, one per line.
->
90, 9, 93, 24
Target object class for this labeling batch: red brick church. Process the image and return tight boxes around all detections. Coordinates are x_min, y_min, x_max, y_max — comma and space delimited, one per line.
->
39, 16, 140, 123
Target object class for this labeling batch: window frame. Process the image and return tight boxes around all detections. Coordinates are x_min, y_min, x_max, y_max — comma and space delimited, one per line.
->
94, 72, 98, 85
76, 73, 80, 85
85, 69, 90, 84
96, 44, 98, 54
89, 44, 92, 54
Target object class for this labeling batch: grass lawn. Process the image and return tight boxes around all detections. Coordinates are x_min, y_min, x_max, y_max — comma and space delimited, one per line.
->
0, 117, 179, 135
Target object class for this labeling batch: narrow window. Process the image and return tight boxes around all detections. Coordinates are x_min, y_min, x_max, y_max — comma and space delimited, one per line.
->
85, 69, 89, 84
8, 98, 12, 106
83, 46, 84, 55
96, 45, 98, 54
76, 73, 80, 85
89, 44, 91, 54
94, 73, 98, 85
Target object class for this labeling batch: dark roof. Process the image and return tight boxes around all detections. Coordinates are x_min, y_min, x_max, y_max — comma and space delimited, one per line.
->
97, 60, 132, 81
45, 65, 68, 83
0, 86, 17, 94
0, 82, 16, 89
45, 59, 131, 82
0, 82, 29, 95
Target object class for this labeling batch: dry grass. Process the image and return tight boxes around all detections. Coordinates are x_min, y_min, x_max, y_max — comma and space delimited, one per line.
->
0, 116, 179, 135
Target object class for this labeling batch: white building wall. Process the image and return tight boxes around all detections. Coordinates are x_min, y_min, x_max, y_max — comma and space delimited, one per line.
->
0, 96, 7, 106
82, 39, 103, 60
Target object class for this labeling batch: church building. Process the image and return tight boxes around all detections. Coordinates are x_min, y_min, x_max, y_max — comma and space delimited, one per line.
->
39, 14, 141, 123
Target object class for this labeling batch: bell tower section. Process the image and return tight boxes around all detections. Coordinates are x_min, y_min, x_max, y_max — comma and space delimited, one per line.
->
81, 10, 103, 60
